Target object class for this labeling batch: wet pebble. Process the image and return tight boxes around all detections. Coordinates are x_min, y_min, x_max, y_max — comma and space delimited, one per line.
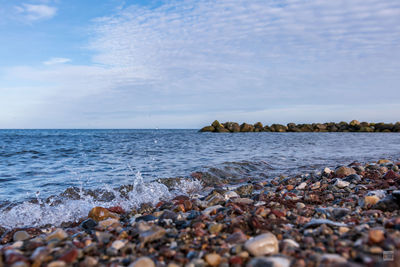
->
245, 233, 279, 256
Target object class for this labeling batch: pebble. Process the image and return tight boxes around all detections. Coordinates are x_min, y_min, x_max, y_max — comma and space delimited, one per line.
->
129, 257, 156, 267
246, 256, 290, 267
296, 182, 307, 190
223, 191, 239, 199
111, 240, 127, 250
80, 218, 98, 231
204, 253, 221, 266
244, 233, 279, 256
46, 229, 68, 242
202, 205, 223, 216
368, 229, 385, 243
208, 223, 223, 234
98, 218, 120, 228
334, 179, 350, 188
47, 261, 67, 267
364, 195, 380, 207
13, 231, 30, 242
139, 225, 166, 244
320, 254, 347, 264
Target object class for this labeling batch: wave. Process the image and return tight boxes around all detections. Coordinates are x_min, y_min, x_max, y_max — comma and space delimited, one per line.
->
0, 172, 203, 229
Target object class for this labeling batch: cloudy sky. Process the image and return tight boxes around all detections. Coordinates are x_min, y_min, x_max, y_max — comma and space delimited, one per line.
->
0, 0, 399, 128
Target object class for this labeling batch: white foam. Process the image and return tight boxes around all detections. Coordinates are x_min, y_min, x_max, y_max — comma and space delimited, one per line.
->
0, 172, 202, 229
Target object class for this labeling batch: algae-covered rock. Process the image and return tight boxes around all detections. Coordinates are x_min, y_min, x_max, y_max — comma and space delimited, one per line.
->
240, 123, 254, 132
199, 126, 215, 132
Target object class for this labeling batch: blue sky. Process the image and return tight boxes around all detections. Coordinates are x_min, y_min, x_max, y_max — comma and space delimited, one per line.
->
0, 0, 400, 128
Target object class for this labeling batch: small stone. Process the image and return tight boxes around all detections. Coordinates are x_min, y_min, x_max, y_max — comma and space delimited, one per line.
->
111, 240, 127, 250
304, 219, 347, 228
296, 202, 305, 210
369, 246, 383, 254
334, 179, 350, 188
13, 231, 30, 242
208, 223, 223, 234
95, 231, 113, 243
335, 166, 356, 178
368, 229, 385, 243
82, 256, 98, 267
139, 225, 166, 244
47, 261, 67, 267
323, 167, 332, 175
223, 191, 239, 199
320, 254, 347, 264
235, 184, 253, 196
245, 233, 279, 256
281, 239, 299, 248
246, 256, 290, 267
46, 229, 68, 242
129, 257, 156, 267
226, 231, 248, 244
338, 227, 350, 234
364, 195, 380, 207
80, 218, 97, 231
205, 253, 221, 266
202, 205, 222, 216
136, 215, 157, 222
59, 248, 78, 263
88, 206, 119, 222
30, 246, 49, 262
233, 198, 254, 204
296, 182, 307, 190
311, 182, 320, 190
98, 218, 120, 228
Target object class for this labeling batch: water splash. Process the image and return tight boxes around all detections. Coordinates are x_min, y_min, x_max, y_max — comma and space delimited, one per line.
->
0, 172, 202, 229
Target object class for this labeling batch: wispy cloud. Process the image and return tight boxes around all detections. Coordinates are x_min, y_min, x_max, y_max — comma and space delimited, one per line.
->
1, 0, 400, 128
15, 3, 57, 21
43, 57, 71, 65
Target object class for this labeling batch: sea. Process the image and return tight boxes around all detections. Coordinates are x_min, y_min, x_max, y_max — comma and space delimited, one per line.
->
1, 129, 400, 228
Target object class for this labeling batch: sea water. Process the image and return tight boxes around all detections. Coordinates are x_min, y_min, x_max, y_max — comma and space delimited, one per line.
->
1, 129, 399, 228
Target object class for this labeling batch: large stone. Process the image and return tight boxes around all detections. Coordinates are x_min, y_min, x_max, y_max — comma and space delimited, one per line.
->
335, 166, 356, 178
240, 123, 255, 132
224, 122, 240, 132
270, 124, 287, 132
199, 126, 215, 132
244, 233, 279, 256
88, 206, 119, 222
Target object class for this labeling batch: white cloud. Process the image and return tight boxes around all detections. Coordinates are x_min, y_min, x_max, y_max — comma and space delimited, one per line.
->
43, 57, 71, 65
2, 0, 400, 128
15, 3, 57, 21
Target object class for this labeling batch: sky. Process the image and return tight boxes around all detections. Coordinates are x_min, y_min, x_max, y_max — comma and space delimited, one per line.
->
0, 0, 400, 129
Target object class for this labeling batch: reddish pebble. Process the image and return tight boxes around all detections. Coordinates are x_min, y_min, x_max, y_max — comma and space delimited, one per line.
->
107, 206, 125, 214
59, 248, 78, 263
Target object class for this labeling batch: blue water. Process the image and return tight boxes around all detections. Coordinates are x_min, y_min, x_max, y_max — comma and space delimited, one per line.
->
1, 129, 400, 204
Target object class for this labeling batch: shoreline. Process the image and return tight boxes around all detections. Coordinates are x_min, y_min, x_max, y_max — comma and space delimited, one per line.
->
0, 159, 399, 266
200, 120, 400, 133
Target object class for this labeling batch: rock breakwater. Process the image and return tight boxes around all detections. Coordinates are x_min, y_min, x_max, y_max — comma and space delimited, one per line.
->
1, 159, 400, 266
200, 120, 400, 133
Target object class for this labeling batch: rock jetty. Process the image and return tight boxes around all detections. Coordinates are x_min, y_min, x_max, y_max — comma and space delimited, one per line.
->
200, 120, 400, 133
1, 159, 400, 266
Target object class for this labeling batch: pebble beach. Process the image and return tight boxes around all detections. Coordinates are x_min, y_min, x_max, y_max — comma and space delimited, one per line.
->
1, 159, 400, 267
